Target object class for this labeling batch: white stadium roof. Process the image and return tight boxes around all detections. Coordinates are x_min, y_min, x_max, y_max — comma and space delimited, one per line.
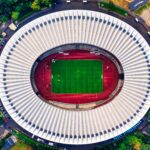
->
0, 10, 150, 145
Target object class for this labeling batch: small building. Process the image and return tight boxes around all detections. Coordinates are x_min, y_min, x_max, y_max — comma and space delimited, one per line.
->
8, 23, 17, 31
4, 135, 17, 150
1, 32, 7, 37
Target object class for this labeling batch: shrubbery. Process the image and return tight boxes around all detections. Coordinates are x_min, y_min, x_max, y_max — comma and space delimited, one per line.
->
0, 0, 53, 23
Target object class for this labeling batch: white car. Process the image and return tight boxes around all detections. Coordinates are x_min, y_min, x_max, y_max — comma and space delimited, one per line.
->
37, 138, 44, 142
83, 0, 87, 3
48, 142, 54, 146
66, 0, 71, 3
135, 18, 139, 22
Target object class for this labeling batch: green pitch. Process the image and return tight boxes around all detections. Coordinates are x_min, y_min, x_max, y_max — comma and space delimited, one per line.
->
51, 60, 103, 94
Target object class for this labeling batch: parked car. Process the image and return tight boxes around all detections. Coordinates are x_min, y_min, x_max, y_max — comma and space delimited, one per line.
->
135, 17, 139, 22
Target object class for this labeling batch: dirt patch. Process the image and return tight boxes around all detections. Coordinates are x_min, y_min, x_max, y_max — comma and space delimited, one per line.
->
108, 0, 130, 10
140, 8, 150, 26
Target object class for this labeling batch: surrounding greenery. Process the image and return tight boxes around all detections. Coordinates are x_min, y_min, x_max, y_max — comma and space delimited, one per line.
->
0, 0, 53, 23
31, 0, 52, 11
0, 133, 11, 149
12, 130, 57, 150
98, 1, 128, 16
0, 112, 5, 125
95, 133, 150, 150
118, 132, 150, 150
135, 2, 150, 15
10, 140, 32, 150
118, 110, 150, 150
12, 11, 20, 21
95, 110, 150, 150
17, 11, 35, 22
118, 135, 142, 150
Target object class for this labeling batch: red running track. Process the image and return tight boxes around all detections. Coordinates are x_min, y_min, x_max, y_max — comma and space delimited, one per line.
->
34, 50, 119, 104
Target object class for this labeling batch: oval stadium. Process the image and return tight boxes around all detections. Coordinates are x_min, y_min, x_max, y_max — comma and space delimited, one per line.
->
0, 9, 150, 146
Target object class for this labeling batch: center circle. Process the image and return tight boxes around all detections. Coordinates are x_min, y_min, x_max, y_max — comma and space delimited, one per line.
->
31, 44, 124, 110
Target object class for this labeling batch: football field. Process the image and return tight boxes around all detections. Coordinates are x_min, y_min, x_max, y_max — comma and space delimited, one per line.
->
51, 60, 103, 94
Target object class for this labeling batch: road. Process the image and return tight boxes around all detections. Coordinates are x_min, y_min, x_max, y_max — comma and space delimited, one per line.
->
0, 1, 149, 150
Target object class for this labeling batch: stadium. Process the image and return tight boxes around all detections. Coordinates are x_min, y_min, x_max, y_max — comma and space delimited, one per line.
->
0, 9, 150, 145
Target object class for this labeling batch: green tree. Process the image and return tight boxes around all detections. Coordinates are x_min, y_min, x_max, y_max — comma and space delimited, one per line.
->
0, 16, 9, 22
119, 143, 126, 150
12, 11, 20, 20
15, 5, 22, 12
22, 2, 32, 11
0, 0, 20, 22
31, 0, 41, 11
41, 0, 52, 6
141, 143, 150, 150
119, 135, 142, 150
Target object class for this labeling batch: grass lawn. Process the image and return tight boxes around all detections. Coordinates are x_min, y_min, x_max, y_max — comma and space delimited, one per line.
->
51, 60, 103, 94
99, 1, 128, 16
12, 130, 57, 150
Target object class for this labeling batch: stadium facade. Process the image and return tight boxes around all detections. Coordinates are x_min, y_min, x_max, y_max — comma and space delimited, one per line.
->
0, 10, 150, 145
